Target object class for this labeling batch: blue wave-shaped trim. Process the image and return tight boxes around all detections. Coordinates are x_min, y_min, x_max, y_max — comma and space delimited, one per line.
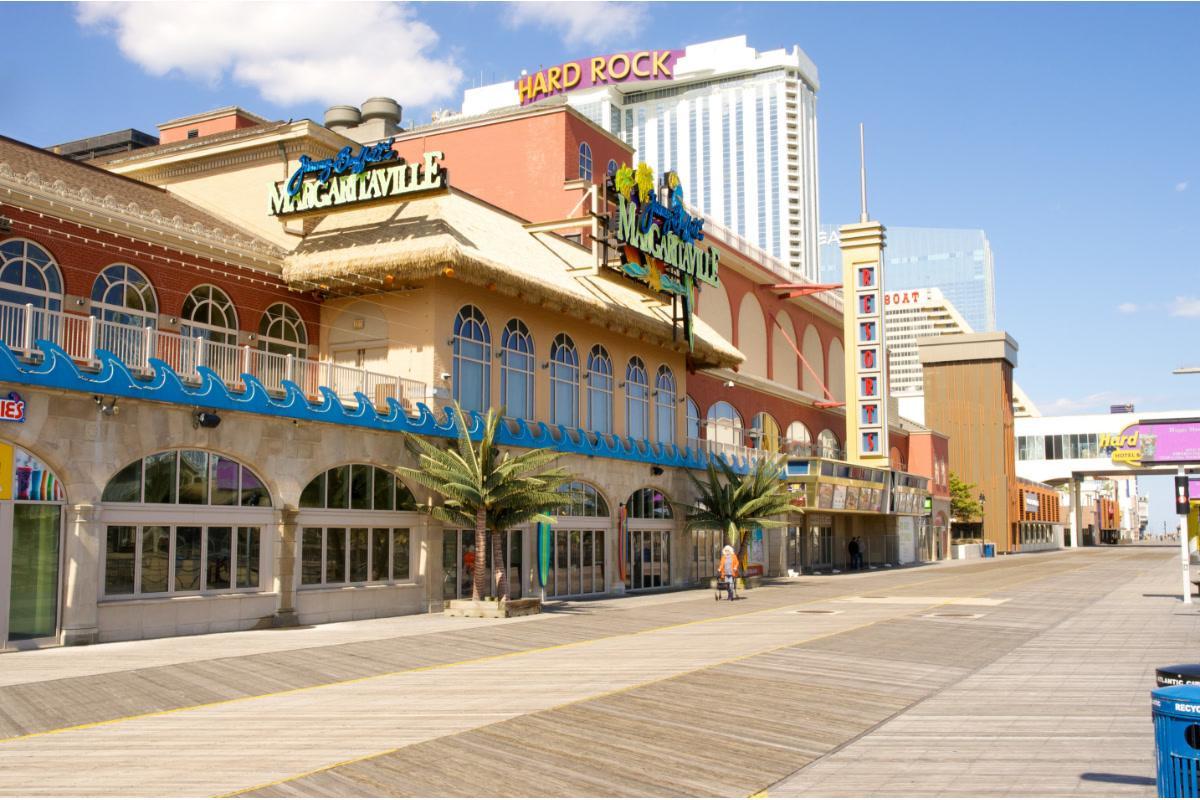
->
4, 340, 749, 472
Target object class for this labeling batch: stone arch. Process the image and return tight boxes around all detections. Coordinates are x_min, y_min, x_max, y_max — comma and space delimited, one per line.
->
736, 293, 767, 377
801, 325, 824, 396
828, 338, 845, 402
770, 312, 798, 389
697, 279, 733, 346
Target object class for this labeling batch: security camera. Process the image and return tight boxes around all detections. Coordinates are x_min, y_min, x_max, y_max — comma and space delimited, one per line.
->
440, 372, 452, 381
724, 380, 735, 389
192, 410, 221, 429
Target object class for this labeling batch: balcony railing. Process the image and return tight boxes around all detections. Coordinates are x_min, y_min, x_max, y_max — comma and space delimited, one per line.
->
0, 301, 427, 414
697, 214, 844, 314
688, 437, 847, 467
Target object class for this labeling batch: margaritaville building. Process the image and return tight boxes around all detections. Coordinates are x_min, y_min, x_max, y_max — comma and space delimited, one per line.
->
0, 99, 933, 649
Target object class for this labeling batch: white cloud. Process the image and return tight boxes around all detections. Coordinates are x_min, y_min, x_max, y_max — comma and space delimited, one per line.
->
1170, 296, 1200, 317
1177, 181, 1190, 192
1116, 302, 1139, 314
505, 1, 647, 48
76, 2, 463, 107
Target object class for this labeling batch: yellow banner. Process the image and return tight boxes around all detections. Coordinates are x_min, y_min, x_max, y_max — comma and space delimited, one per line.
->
0, 442, 13, 501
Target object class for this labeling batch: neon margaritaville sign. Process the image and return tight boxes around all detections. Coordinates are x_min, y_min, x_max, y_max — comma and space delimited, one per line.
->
606, 164, 719, 350
268, 140, 446, 217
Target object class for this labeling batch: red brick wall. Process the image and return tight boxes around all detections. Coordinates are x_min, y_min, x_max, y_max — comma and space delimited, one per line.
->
699, 252, 844, 394
391, 109, 632, 225
688, 371, 847, 446
0, 203, 319, 342
160, 112, 262, 144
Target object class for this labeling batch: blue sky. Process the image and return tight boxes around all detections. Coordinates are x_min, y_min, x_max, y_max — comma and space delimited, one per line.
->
1, 1, 1196, 528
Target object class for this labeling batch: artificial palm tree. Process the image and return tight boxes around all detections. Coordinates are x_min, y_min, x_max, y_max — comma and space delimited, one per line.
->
683, 454, 796, 572
395, 402, 573, 602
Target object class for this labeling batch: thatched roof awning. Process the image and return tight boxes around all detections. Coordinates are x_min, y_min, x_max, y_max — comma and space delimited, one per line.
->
283, 190, 742, 369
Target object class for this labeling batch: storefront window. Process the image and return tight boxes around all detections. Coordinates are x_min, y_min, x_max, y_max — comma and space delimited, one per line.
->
625, 357, 649, 440
103, 450, 270, 507
103, 523, 261, 597
749, 412, 781, 453
181, 284, 238, 345
627, 488, 673, 520
784, 421, 813, 455
550, 333, 579, 428
586, 345, 613, 435
91, 263, 157, 331
500, 319, 535, 420
299, 465, 416, 511
654, 366, 676, 446
257, 302, 307, 358
452, 305, 491, 413
817, 429, 840, 459
556, 481, 610, 517
8, 504, 62, 640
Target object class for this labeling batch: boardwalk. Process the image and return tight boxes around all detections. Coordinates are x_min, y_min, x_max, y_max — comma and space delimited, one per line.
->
0, 547, 1193, 797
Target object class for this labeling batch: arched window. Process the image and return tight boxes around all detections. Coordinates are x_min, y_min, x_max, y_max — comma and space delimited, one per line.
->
625, 357, 649, 439
91, 264, 157, 328
578, 142, 593, 180
817, 429, 840, 459
500, 319, 534, 419
556, 481, 610, 517
299, 464, 417, 511
549, 333, 579, 427
685, 396, 700, 446
103, 449, 270, 506
784, 421, 813, 455
100, 450, 271, 599
607, 159, 618, 177
298, 464, 417, 587
626, 488, 673, 519
654, 365, 676, 445
452, 305, 491, 413
181, 285, 238, 345
705, 401, 744, 450
257, 302, 307, 358
586, 344, 613, 434
0, 238, 63, 311
749, 412, 781, 453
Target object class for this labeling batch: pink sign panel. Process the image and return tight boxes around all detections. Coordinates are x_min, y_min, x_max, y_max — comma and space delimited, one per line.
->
517, 49, 684, 105
1122, 421, 1200, 464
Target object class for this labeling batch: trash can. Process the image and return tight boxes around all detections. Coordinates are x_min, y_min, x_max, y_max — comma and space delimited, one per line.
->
982, 543, 995, 558
1158, 665, 1200, 688
1152, 684, 1200, 797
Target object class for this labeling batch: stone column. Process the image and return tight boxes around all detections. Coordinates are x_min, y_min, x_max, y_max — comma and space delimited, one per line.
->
61, 503, 100, 646
1071, 477, 1083, 549
273, 505, 300, 627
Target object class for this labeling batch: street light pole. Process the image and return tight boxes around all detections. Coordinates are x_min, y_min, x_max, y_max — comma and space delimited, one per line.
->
979, 491, 987, 547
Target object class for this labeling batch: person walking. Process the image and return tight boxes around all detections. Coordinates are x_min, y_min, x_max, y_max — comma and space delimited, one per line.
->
717, 544, 740, 601
847, 536, 860, 571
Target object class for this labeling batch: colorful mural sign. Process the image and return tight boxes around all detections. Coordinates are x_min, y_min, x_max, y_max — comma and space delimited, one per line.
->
607, 164, 719, 351
0, 391, 25, 423
517, 49, 683, 106
269, 150, 445, 217
1104, 420, 1200, 466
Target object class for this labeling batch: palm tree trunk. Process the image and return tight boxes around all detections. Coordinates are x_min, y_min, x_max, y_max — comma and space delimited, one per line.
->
491, 529, 509, 601
473, 508, 488, 601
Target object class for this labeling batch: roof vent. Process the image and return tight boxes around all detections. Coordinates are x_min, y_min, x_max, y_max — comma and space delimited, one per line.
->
360, 97, 401, 127
324, 105, 362, 131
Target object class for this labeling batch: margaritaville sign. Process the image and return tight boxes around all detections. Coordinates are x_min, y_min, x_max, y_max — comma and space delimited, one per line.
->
269, 141, 446, 217
606, 164, 719, 349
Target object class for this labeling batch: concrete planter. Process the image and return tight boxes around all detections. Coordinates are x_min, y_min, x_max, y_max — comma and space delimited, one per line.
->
951, 543, 983, 560
444, 598, 542, 619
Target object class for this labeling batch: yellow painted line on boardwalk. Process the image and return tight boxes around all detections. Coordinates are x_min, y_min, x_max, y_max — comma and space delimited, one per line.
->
0, 550, 1097, 754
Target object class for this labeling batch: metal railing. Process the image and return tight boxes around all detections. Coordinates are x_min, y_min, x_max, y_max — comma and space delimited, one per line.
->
698, 214, 844, 314
0, 300, 427, 414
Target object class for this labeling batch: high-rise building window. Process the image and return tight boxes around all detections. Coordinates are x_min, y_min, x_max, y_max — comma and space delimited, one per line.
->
756, 93, 766, 249
735, 97, 745, 237
722, 100, 731, 228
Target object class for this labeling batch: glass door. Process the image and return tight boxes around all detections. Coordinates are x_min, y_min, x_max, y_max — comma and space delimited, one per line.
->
8, 504, 62, 641
625, 529, 671, 591
443, 529, 522, 600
